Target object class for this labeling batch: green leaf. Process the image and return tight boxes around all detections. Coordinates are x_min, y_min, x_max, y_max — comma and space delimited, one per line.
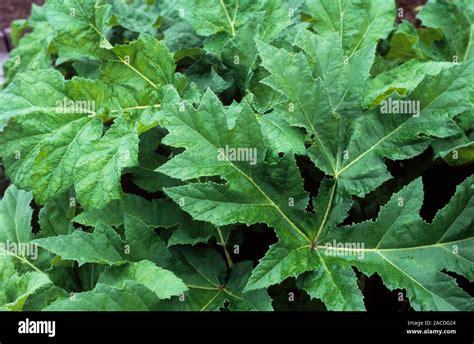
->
43, 207, 173, 266
419, 0, 474, 63
297, 262, 365, 311
156, 86, 364, 310
5, 4, 52, 76
0, 70, 103, 203
244, 241, 319, 292
384, 21, 444, 62
259, 111, 307, 156
163, 22, 203, 55
432, 127, 474, 166
0, 185, 46, 273
0, 70, 69, 130
33, 223, 125, 266
0, 33, 176, 209
21, 285, 69, 311
221, 0, 292, 88
0, 256, 53, 310
45, 0, 113, 63
440, 141, 474, 166
73, 185, 217, 248
74, 116, 139, 209
130, 128, 184, 193
167, 223, 215, 247
185, 63, 232, 94
158, 88, 313, 245
257, 33, 473, 197
123, 215, 171, 267
306, 0, 396, 54
319, 176, 474, 310
363, 60, 453, 108
46, 283, 160, 311
2, 22, 53, 85
243, 179, 353, 305
157, 87, 267, 180
109, 0, 160, 32
157, 247, 272, 311
73, 193, 182, 228
157, 85, 355, 300
0, 185, 34, 246
99, 33, 175, 99
63, 33, 175, 111
177, 0, 265, 38
456, 109, 474, 132
98, 260, 188, 299
38, 194, 74, 237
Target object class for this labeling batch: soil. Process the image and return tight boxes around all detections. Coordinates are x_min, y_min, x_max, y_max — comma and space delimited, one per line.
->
0, 0, 44, 30
396, 0, 428, 26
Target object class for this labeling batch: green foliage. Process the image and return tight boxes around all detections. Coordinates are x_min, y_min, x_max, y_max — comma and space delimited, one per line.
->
0, 0, 472, 311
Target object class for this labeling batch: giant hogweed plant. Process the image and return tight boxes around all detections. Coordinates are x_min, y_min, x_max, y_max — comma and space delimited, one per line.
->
0, 0, 473, 311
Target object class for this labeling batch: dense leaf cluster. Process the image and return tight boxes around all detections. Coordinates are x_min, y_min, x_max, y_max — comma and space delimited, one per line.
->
0, 0, 473, 311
